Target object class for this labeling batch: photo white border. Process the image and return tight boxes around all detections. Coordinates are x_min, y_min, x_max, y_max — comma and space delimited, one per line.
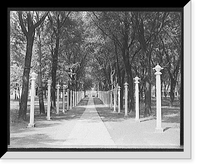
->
3, 2, 191, 159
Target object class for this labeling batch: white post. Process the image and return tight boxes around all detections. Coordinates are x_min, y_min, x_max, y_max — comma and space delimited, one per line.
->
70, 90, 73, 109
124, 82, 128, 117
110, 88, 113, 109
118, 85, 121, 114
28, 72, 37, 127
113, 87, 116, 112
75, 91, 78, 106
134, 76, 140, 121
56, 83, 60, 114
62, 85, 66, 113
153, 64, 163, 133
75, 90, 77, 106
67, 88, 69, 111
47, 79, 51, 120
73, 90, 75, 107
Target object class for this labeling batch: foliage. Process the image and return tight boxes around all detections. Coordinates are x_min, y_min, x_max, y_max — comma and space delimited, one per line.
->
10, 10, 182, 117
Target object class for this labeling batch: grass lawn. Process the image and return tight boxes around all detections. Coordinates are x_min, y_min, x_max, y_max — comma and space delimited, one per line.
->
10, 97, 89, 134
93, 97, 180, 123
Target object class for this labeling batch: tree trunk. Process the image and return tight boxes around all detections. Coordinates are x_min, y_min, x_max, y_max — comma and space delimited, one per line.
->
144, 78, 151, 117
51, 36, 60, 108
17, 11, 48, 120
18, 35, 34, 120
169, 77, 176, 106
144, 51, 152, 117
120, 70, 125, 109
37, 35, 45, 114
38, 72, 45, 114
121, 39, 135, 112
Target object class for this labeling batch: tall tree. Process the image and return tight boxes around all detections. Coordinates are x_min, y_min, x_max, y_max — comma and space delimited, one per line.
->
47, 11, 71, 108
160, 12, 181, 105
90, 11, 137, 112
17, 11, 48, 120
135, 12, 169, 116
35, 12, 47, 114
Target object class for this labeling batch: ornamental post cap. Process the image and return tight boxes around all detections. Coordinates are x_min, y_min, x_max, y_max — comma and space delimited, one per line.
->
47, 79, 51, 84
153, 64, 163, 72
30, 72, 37, 79
124, 82, 128, 86
134, 76, 140, 81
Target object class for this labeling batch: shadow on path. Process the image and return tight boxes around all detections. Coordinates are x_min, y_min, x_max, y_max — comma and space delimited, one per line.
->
9, 98, 89, 148
93, 97, 127, 122
10, 98, 89, 133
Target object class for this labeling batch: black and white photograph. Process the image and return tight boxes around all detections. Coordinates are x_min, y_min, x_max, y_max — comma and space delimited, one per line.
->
5, 4, 192, 159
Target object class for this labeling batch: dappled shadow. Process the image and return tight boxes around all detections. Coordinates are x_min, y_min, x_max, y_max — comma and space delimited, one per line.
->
10, 98, 90, 148
9, 132, 66, 148
93, 97, 180, 124
35, 98, 89, 123
159, 107, 180, 124
10, 98, 89, 134
93, 97, 129, 122
151, 97, 180, 107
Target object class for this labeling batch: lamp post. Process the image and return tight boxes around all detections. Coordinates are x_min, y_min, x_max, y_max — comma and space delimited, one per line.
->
153, 64, 163, 133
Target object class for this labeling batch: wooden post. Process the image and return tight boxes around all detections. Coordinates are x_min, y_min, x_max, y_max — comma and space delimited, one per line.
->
28, 72, 37, 127
134, 76, 140, 121
47, 79, 51, 120
153, 64, 163, 133
124, 82, 128, 117
56, 83, 60, 114
118, 85, 121, 114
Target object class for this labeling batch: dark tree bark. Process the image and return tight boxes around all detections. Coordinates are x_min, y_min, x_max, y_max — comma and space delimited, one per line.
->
121, 38, 135, 112
144, 52, 152, 117
18, 11, 48, 120
144, 77, 152, 117
48, 12, 70, 108
51, 37, 59, 108
37, 25, 45, 114
38, 72, 45, 114
120, 70, 125, 109
18, 36, 34, 120
169, 76, 176, 106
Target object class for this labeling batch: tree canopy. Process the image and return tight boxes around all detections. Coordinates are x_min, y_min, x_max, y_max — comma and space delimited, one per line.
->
10, 10, 182, 119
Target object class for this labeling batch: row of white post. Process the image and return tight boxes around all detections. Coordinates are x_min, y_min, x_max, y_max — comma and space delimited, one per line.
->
28, 64, 163, 132
28, 73, 84, 127
98, 64, 164, 133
